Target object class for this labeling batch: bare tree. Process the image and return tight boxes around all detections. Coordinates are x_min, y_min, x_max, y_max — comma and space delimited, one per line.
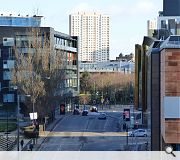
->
12, 28, 65, 118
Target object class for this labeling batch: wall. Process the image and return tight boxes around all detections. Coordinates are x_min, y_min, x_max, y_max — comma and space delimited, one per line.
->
161, 48, 180, 144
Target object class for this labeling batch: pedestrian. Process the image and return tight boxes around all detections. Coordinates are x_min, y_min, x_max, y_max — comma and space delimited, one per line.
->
29, 143, 33, 151
20, 139, 24, 150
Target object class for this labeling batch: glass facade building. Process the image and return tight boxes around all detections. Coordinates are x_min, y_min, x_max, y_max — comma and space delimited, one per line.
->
0, 15, 42, 27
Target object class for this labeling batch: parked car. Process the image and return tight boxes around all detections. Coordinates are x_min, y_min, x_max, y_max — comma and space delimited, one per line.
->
90, 106, 98, 112
98, 113, 107, 119
73, 108, 80, 115
128, 129, 148, 137
88, 112, 100, 116
82, 110, 88, 116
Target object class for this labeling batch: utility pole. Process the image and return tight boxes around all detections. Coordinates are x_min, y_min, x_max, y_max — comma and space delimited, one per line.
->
126, 124, 129, 150
17, 95, 20, 151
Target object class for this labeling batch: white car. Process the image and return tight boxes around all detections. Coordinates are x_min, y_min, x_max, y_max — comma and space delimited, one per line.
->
128, 129, 148, 137
88, 112, 100, 116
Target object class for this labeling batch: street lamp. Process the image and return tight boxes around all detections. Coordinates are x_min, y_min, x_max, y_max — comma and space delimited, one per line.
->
13, 86, 31, 151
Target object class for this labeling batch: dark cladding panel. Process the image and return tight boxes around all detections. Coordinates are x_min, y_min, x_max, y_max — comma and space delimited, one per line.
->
163, 0, 180, 16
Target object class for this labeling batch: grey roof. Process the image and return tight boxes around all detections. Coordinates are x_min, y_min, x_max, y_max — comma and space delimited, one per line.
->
160, 35, 180, 50
146, 40, 163, 56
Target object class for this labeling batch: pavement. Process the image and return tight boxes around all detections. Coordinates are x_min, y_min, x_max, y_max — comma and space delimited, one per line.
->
18, 113, 72, 151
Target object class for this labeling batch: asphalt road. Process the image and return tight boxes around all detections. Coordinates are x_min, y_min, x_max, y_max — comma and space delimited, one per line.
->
39, 112, 148, 151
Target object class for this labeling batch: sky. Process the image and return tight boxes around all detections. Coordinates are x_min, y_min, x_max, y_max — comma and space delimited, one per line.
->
0, 0, 163, 59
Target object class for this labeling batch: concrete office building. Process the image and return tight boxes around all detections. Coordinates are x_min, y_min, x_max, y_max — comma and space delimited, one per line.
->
136, 0, 180, 151
0, 26, 79, 118
147, 0, 180, 38
158, 0, 180, 36
0, 15, 43, 118
157, 16, 180, 35
69, 12, 109, 62
135, 34, 180, 151
80, 60, 134, 74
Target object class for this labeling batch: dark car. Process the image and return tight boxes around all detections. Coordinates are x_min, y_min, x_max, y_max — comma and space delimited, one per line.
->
82, 110, 88, 116
73, 108, 80, 115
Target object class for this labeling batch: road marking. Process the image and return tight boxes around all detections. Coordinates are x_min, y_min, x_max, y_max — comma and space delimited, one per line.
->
40, 131, 127, 137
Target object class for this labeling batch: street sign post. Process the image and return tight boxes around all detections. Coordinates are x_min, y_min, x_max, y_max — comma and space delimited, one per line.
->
29, 112, 38, 120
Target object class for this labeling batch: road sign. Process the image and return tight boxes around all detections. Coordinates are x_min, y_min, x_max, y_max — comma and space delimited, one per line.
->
29, 112, 38, 120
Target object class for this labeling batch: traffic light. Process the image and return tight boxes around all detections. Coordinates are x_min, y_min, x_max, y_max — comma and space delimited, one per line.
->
123, 123, 126, 130
123, 112, 125, 120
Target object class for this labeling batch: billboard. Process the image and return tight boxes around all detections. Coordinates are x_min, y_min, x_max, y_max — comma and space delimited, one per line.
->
60, 104, 65, 115
29, 112, 38, 120
124, 108, 130, 121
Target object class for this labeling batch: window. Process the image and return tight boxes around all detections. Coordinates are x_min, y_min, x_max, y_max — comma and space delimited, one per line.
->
9, 81, 14, 91
8, 47, 14, 59
3, 37, 14, 46
3, 71, 12, 80
3, 60, 14, 69
3, 94, 14, 102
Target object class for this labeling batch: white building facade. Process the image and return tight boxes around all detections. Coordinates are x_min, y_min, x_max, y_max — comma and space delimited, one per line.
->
69, 12, 109, 62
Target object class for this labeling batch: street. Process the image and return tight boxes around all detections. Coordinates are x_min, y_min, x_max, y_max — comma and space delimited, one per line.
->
39, 111, 149, 151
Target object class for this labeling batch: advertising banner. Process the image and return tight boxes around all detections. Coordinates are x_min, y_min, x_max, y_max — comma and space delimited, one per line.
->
124, 108, 130, 121
60, 104, 65, 115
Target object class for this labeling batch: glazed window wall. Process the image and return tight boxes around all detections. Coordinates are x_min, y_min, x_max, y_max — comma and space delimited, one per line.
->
3, 37, 14, 46
0, 17, 41, 27
3, 94, 14, 102
66, 78, 77, 88
67, 52, 77, 66
54, 37, 77, 48
3, 71, 12, 80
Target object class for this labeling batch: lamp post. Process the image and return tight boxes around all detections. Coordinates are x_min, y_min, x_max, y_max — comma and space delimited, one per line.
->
6, 103, 9, 151
13, 86, 30, 151
16, 93, 30, 151
17, 94, 20, 151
